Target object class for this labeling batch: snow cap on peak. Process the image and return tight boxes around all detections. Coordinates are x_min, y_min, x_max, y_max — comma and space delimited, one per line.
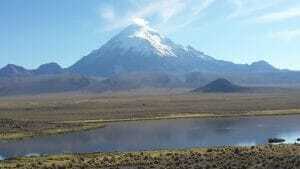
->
132, 17, 149, 28
130, 17, 157, 32
108, 18, 175, 57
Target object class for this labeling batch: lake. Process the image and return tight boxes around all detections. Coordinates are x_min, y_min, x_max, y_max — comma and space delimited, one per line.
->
1, 115, 300, 159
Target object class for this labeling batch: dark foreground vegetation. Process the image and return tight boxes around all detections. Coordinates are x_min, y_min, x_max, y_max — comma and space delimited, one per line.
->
1, 144, 300, 169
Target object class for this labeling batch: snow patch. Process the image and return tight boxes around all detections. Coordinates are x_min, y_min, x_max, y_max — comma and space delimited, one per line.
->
99, 21, 210, 59
130, 27, 176, 57
132, 17, 149, 28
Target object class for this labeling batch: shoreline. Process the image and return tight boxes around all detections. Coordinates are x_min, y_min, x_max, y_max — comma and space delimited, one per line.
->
63, 109, 300, 123
1, 109, 300, 141
0, 122, 105, 141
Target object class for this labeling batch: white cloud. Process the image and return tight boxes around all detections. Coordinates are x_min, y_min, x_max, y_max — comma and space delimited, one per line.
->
98, 0, 300, 35
98, 0, 215, 32
270, 29, 300, 41
257, 7, 300, 23
227, 0, 285, 19
132, 17, 149, 27
176, 0, 215, 28
99, 7, 115, 21
130, 0, 186, 23
194, 0, 216, 15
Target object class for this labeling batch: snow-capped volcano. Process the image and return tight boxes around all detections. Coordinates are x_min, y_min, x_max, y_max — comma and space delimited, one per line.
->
98, 22, 187, 58
70, 22, 277, 77
126, 24, 176, 57
89, 21, 215, 60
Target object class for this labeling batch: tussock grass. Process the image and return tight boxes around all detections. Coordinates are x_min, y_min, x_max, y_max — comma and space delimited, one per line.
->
1, 144, 300, 169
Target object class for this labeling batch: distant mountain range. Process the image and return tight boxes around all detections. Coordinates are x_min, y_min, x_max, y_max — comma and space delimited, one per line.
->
0, 63, 64, 77
0, 74, 90, 96
191, 78, 293, 93
70, 23, 278, 76
0, 22, 300, 95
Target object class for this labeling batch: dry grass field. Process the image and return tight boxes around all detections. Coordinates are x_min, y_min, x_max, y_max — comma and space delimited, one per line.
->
1, 144, 300, 169
1, 89, 300, 140
0, 89, 300, 122
0, 119, 104, 140
1, 89, 300, 168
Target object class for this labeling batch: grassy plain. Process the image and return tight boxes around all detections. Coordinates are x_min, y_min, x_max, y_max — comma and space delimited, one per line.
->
1, 144, 300, 169
0, 119, 104, 140
1, 89, 300, 168
1, 89, 300, 121
1, 89, 300, 140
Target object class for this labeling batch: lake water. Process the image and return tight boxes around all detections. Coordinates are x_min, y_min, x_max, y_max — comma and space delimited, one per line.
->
1, 115, 300, 159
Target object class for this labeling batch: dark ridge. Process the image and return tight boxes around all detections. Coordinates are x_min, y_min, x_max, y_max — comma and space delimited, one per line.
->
87, 72, 183, 92
192, 78, 249, 93
0, 74, 91, 96
250, 60, 277, 72
0, 64, 32, 77
34, 62, 64, 75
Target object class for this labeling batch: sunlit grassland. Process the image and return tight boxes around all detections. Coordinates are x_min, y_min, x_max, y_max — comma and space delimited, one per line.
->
1, 144, 300, 169
0, 89, 300, 140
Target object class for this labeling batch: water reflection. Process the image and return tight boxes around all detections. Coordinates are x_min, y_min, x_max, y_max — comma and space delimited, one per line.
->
1, 115, 300, 158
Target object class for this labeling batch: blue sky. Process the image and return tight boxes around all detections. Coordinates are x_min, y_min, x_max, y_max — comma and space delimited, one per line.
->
1, 0, 300, 70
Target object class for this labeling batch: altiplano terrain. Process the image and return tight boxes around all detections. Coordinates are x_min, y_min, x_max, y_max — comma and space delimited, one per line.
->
2, 1, 300, 168
1, 144, 300, 169
1, 89, 300, 140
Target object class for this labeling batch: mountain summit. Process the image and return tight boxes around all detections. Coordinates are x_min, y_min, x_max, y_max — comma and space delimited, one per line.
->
70, 22, 219, 76
70, 22, 278, 77
108, 23, 177, 57
250, 60, 276, 72
34, 62, 64, 75
0, 64, 32, 77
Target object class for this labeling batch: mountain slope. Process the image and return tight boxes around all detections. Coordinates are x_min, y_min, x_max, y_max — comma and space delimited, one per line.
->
70, 25, 231, 76
71, 22, 273, 77
0, 75, 90, 96
87, 72, 183, 92
70, 23, 183, 76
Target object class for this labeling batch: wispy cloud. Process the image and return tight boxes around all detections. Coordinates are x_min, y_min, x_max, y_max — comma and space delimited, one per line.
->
98, 0, 300, 44
176, 0, 216, 29
270, 29, 300, 41
227, 0, 285, 19
257, 7, 300, 23
98, 0, 215, 32
99, 6, 115, 21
